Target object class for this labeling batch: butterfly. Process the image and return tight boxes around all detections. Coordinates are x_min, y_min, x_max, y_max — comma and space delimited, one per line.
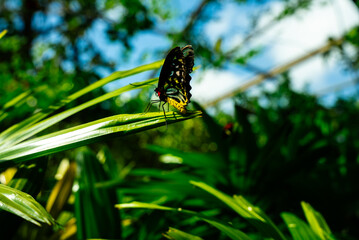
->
153, 45, 194, 116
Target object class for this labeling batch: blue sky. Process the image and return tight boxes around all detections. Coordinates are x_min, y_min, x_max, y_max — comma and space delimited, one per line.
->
86, 0, 359, 109
192, 0, 359, 105
5, 0, 358, 113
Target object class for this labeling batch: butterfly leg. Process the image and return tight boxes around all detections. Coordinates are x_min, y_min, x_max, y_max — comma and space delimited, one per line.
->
144, 99, 162, 114
144, 101, 153, 114
161, 102, 168, 128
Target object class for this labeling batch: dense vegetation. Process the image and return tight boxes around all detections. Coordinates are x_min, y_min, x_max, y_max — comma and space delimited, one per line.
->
0, 0, 359, 239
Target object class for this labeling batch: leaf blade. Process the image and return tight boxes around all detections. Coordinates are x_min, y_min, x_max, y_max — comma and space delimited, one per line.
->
0, 111, 201, 165
116, 201, 251, 240
0, 184, 56, 226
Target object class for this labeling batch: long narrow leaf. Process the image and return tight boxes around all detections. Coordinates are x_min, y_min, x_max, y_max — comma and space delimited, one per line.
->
0, 184, 56, 226
163, 227, 204, 240
0, 77, 159, 149
74, 148, 121, 239
203, 219, 252, 240
0, 90, 32, 122
46, 161, 76, 219
0, 29, 7, 39
116, 201, 251, 240
0, 60, 162, 146
190, 181, 286, 240
0, 111, 201, 165
301, 202, 335, 240
281, 212, 320, 240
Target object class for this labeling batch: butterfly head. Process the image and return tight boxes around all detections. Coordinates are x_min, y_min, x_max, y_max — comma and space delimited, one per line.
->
154, 87, 166, 101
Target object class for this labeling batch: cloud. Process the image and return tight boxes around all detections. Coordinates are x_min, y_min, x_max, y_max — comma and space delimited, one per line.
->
203, 2, 251, 49
191, 69, 245, 103
257, 0, 359, 91
198, 0, 359, 106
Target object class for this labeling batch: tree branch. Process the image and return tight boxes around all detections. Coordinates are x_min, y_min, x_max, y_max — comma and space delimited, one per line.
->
204, 37, 344, 107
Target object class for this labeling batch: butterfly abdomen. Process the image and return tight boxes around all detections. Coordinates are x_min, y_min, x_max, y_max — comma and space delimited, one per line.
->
166, 97, 187, 114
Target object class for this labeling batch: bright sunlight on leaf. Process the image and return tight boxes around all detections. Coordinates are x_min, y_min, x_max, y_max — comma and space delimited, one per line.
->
0, 184, 56, 226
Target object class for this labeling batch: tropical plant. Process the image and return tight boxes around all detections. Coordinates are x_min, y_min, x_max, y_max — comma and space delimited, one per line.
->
117, 181, 336, 240
114, 77, 358, 239
0, 48, 200, 239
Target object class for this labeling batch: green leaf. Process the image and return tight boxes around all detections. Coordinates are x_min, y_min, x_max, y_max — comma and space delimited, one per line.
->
281, 212, 320, 240
116, 201, 251, 240
0, 111, 201, 165
0, 90, 32, 122
0, 29, 7, 39
0, 77, 159, 149
0, 183, 56, 226
203, 219, 252, 240
147, 145, 222, 169
301, 202, 336, 240
163, 227, 204, 240
74, 148, 121, 239
0, 60, 163, 148
190, 181, 286, 240
234, 48, 261, 65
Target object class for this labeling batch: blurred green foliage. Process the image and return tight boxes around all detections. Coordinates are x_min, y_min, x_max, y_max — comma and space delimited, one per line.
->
0, 0, 359, 240
116, 77, 359, 239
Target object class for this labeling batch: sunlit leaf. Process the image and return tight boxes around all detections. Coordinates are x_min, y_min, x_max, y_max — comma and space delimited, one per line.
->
163, 227, 203, 240
46, 161, 76, 219
0, 29, 7, 39
190, 181, 286, 240
0, 183, 56, 226
301, 202, 335, 240
0, 111, 201, 165
0, 60, 163, 148
281, 212, 320, 240
116, 201, 251, 240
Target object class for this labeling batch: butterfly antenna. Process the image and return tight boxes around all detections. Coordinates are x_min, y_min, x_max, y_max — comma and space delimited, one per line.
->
130, 82, 155, 87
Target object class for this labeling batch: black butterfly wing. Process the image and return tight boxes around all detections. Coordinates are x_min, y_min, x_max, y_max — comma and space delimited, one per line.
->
159, 46, 194, 91
156, 45, 194, 111
158, 46, 182, 90
181, 45, 194, 103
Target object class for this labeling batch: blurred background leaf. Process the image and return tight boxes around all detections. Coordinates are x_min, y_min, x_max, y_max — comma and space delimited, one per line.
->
1, 0, 359, 239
